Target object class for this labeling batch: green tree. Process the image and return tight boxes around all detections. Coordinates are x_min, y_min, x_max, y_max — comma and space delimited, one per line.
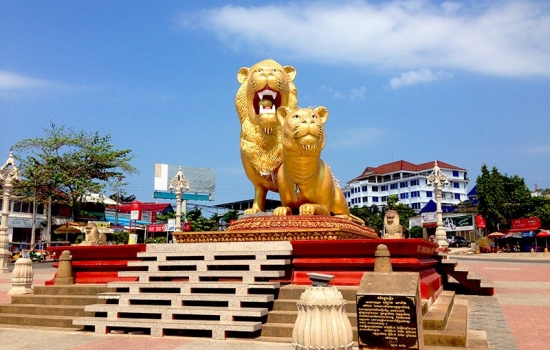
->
12, 122, 138, 220
221, 210, 240, 223
186, 207, 217, 231
350, 205, 383, 232
476, 165, 506, 232
409, 225, 423, 238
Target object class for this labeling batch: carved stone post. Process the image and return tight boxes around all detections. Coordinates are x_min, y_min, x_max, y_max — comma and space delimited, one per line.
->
169, 166, 190, 233
8, 257, 34, 295
426, 161, 449, 249
54, 250, 74, 285
0, 152, 20, 273
292, 273, 353, 350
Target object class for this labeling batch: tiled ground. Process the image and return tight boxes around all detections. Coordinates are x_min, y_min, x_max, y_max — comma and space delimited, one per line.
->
456, 259, 550, 350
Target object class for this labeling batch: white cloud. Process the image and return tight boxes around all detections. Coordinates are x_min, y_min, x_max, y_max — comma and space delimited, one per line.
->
181, 1, 550, 77
527, 145, 550, 154
390, 68, 452, 88
330, 127, 388, 148
0, 71, 52, 89
320, 85, 367, 99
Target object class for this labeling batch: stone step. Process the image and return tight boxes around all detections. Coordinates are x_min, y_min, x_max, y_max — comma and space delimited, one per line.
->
272, 299, 357, 313
267, 309, 358, 326
117, 270, 285, 283
423, 300, 468, 347
10, 294, 104, 306
423, 291, 455, 330
0, 304, 93, 317
0, 313, 82, 329
127, 259, 290, 270
85, 304, 269, 320
73, 316, 262, 339
33, 284, 114, 296
101, 292, 274, 307
106, 281, 280, 294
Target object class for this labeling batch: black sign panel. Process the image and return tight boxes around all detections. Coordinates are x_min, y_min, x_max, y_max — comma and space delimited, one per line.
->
356, 294, 419, 349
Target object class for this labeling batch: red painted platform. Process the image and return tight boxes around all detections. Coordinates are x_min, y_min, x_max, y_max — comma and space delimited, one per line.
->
289, 239, 442, 301
45, 244, 146, 285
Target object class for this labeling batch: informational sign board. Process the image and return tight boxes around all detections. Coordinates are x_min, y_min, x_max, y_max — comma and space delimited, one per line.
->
356, 272, 423, 349
153, 163, 215, 200
167, 219, 176, 232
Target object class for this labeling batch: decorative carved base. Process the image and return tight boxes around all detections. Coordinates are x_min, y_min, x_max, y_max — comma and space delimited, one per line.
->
173, 215, 378, 243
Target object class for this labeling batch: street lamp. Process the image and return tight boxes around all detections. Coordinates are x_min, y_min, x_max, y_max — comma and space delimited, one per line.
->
0, 152, 20, 273
426, 161, 449, 249
169, 166, 190, 232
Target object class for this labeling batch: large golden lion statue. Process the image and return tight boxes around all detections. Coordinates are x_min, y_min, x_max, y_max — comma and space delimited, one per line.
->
273, 106, 363, 224
236, 59, 298, 214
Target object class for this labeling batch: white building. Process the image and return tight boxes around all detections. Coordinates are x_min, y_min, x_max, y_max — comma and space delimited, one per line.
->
343, 160, 470, 212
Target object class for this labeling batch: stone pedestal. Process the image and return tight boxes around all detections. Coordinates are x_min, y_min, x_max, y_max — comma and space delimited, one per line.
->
8, 257, 34, 295
292, 286, 353, 350
356, 272, 424, 349
54, 250, 74, 285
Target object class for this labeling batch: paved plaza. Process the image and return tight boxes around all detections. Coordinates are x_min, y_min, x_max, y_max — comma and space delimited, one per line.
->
0, 251, 549, 350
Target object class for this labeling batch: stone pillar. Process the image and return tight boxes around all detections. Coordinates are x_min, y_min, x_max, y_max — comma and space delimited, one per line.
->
8, 257, 34, 295
426, 161, 449, 249
0, 152, 20, 273
54, 250, 74, 285
169, 166, 190, 235
292, 275, 353, 350
374, 244, 393, 272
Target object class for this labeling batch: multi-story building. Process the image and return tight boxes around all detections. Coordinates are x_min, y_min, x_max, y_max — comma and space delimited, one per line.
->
343, 160, 469, 212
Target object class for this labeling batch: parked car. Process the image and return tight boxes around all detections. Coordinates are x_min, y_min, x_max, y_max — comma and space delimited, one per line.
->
447, 236, 471, 247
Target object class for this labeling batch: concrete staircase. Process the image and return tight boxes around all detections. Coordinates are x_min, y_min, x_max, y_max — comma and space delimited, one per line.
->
258, 285, 490, 349
0, 285, 112, 329
439, 259, 495, 296
73, 241, 293, 339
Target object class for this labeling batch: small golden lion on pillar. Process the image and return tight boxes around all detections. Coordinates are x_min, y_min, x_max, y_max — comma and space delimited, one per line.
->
80, 223, 107, 245
236, 59, 298, 214
273, 106, 363, 224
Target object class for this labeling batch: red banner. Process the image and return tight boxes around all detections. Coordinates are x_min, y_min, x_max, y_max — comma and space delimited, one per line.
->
511, 217, 540, 231
148, 224, 164, 232
476, 214, 486, 228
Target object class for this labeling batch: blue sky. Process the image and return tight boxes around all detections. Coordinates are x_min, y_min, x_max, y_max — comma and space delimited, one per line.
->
1, 0, 549, 214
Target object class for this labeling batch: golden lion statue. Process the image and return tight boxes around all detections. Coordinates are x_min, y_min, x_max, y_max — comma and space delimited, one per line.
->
236, 59, 298, 214
383, 210, 404, 238
273, 106, 363, 224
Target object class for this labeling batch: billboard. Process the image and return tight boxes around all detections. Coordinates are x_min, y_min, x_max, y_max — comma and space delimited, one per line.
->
154, 163, 215, 200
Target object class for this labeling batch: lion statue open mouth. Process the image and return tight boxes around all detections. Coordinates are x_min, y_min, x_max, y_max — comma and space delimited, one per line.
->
236, 59, 298, 214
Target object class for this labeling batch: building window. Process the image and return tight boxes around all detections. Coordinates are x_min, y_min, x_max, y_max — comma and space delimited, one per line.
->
411, 191, 420, 198
362, 186, 368, 192
410, 179, 419, 186
373, 197, 379, 202
372, 186, 378, 192
453, 182, 460, 189
399, 181, 408, 188
412, 203, 421, 210
381, 196, 388, 202
453, 171, 459, 177
454, 193, 461, 200
362, 196, 368, 203
400, 193, 409, 199
426, 191, 433, 197
381, 185, 388, 191
390, 183, 398, 190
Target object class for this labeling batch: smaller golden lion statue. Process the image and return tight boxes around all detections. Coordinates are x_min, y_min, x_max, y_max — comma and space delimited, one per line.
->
383, 209, 404, 239
273, 106, 363, 224
81, 223, 107, 245
236, 59, 298, 214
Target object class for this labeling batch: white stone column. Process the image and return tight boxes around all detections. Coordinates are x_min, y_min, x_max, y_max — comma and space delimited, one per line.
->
8, 257, 34, 295
0, 152, 20, 273
169, 166, 190, 233
292, 285, 353, 350
427, 161, 449, 249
